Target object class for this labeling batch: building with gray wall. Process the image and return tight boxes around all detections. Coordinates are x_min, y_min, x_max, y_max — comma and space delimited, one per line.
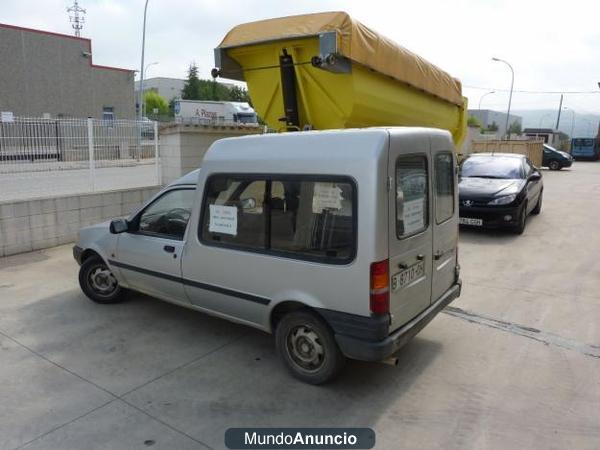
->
468, 109, 522, 137
0, 23, 135, 119
134, 77, 185, 101
134, 77, 237, 102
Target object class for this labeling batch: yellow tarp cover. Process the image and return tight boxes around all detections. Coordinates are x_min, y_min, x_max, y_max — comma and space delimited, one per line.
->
218, 11, 463, 106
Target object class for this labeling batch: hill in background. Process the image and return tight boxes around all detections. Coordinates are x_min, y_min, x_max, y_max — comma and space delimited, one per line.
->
513, 109, 599, 138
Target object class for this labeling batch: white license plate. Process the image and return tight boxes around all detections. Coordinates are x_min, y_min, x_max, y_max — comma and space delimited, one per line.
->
459, 217, 483, 226
392, 261, 425, 291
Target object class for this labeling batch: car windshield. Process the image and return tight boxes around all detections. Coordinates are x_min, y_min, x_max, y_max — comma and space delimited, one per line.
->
460, 156, 523, 179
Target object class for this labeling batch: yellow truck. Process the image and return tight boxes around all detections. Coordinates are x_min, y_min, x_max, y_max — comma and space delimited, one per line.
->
212, 11, 468, 147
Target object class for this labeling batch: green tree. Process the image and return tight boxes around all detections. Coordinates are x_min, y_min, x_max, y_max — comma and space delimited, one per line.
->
487, 121, 499, 132
508, 121, 522, 136
228, 85, 251, 103
182, 63, 202, 100
467, 115, 482, 128
180, 63, 252, 103
144, 91, 169, 115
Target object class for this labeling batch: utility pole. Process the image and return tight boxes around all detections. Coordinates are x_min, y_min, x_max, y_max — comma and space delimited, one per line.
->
555, 94, 563, 130
67, 1, 86, 37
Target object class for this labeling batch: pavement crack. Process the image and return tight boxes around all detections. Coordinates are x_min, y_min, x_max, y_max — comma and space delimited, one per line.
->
443, 306, 600, 359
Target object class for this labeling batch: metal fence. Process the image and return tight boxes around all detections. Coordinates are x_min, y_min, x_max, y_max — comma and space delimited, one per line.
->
0, 117, 160, 202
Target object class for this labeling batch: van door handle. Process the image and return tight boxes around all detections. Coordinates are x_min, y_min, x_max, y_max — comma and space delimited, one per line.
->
416, 254, 425, 261
163, 245, 175, 253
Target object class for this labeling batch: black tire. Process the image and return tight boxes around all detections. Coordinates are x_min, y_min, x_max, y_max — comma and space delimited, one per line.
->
548, 160, 561, 170
78, 256, 126, 304
532, 191, 542, 215
275, 310, 345, 384
513, 203, 528, 235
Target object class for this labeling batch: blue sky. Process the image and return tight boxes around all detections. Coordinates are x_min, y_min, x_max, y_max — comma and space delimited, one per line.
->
3, 0, 600, 114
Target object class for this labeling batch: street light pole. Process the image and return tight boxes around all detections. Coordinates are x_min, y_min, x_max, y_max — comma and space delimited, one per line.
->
145, 61, 158, 77
492, 57, 514, 139
478, 90, 495, 110
138, 0, 150, 121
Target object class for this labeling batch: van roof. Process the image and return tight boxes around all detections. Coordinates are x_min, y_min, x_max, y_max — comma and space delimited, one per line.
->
204, 127, 451, 167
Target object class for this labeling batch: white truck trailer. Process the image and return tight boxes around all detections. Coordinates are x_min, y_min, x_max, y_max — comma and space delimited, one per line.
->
173, 100, 258, 125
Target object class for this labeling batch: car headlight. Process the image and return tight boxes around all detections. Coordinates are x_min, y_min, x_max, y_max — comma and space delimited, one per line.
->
488, 194, 517, 205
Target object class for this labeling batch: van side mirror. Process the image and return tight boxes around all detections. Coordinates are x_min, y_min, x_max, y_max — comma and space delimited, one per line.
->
528, 172, 541, 181
109, 218, 129, 234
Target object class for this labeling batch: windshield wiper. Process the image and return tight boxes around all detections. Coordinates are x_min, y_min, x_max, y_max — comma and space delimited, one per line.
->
472, 175, 505, 179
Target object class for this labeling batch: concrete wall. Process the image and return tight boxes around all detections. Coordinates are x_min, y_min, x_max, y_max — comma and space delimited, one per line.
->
0, 24, 135, 119
0, 186, 160, 257
159, 124, 263, 185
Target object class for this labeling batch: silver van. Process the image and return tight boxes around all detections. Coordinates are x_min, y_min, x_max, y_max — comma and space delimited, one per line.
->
73, 128, 461, 384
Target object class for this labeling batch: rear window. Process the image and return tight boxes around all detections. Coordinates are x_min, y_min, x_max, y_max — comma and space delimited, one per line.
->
460, 156, 523, 179
435, 153, 455, 223
396, 155, 429, 239
200, 175, 356, 264
573, 138, 595, 147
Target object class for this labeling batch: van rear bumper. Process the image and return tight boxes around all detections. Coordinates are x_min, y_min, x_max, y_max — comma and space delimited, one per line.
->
334, 281, 461, 362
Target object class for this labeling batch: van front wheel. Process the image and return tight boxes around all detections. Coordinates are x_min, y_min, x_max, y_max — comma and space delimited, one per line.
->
275, 310, 345, 384
79, 256, 125, 304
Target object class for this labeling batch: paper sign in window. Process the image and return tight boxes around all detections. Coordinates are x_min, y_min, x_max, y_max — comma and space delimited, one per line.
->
312, 182, 343, 213
402, 198, 425, 234
209, 205, 238, 235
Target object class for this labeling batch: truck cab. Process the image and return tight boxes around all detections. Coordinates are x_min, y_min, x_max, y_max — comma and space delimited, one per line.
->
73, 128, 461, 384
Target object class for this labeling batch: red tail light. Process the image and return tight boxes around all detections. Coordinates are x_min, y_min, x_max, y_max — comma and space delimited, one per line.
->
370, 259, 389, 315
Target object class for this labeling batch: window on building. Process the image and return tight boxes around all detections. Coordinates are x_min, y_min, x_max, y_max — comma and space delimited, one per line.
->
102, 107, 115, 121
200, 175, 356, 263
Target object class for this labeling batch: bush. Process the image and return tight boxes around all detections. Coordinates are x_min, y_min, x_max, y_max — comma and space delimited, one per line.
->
144, 91, 169, 116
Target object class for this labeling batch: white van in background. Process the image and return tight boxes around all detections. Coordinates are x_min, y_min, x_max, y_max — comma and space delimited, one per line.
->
174, 100, 258, 125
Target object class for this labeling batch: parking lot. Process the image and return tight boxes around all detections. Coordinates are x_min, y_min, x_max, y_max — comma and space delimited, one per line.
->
1, 162, 599, 450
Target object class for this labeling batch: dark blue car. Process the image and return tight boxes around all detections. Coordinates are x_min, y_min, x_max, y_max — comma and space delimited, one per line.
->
542, 144, 573, 170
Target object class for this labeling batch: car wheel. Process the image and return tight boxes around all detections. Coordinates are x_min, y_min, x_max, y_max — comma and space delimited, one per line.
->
513, 203, 528, 235
548, 160, 561, 170
532, 191, 542, 215
79, 256, 125, 304
275, 310, 345, 384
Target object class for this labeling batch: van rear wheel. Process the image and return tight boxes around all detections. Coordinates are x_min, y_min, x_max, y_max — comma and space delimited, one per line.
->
275, 310, 345, 384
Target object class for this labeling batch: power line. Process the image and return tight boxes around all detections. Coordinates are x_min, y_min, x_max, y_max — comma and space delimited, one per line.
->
464, 84, 600, 95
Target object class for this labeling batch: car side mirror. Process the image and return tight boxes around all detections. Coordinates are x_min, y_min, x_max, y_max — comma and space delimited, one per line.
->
109, 218, 129, 234
528, 172, 541, 181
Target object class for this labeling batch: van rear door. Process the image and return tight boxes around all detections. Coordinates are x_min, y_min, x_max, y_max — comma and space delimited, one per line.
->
387, 132, 433, 331
430, 135, 459, 303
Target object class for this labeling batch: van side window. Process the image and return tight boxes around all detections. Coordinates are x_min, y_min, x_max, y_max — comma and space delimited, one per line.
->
434, 153, 455, 223
270, 179, 355, 262
137, 188, 196, 240
396, 156, 428, 238
200, 175, 356, 264
201, 177, 267, 249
